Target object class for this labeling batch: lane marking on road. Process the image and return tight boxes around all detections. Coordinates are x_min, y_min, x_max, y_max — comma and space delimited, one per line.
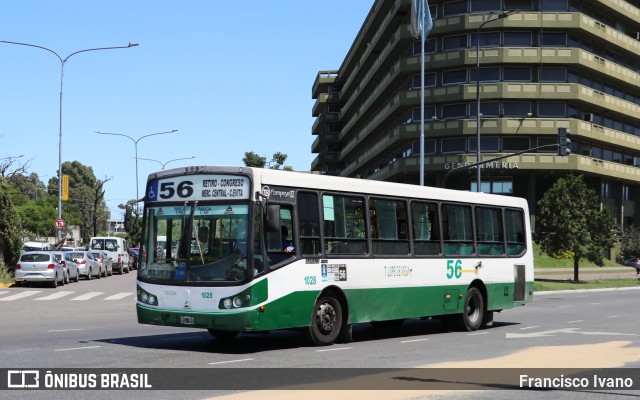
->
54, 345, 102, 352
315, 347, 352, 352
70, 292, 105, 301
34, 291, 74, 301
607, 315, 623, 318
208, 358, 254, 365
567, 320, 584, 324
400, 338, 430, 343
519, 326, 540, 330
467, 331, 489, 336
104, 292, 133, 300
0, 291, 42, 301
48, 328, 86, 333
0, 291, 9, 296
558, 305, 573, 308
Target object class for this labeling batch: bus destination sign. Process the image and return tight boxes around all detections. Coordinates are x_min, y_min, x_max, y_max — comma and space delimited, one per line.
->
147, 175, 250, 202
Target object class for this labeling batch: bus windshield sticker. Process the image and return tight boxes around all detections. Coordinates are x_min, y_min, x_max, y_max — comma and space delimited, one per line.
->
261, 185, 296, 202
147, 175, 250, 202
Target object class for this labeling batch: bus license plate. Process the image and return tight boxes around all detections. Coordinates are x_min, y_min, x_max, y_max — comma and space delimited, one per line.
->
179, 316, 195, 325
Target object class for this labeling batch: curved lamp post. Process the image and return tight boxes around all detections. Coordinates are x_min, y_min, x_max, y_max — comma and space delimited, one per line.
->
96, 130, 178, 203
0, 40, 138, 240
475, 11, 519, 192
136, 156, 196, 170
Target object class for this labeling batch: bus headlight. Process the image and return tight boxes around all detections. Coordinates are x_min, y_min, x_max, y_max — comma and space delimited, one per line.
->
223, 298, 233, 309
233, 297, 242, 308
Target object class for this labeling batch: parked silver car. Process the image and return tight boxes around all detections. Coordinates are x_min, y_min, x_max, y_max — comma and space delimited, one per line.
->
68, 251, 102, 280
90, 251, 113, 277
15, 251, 65, 288
52, 251, 80, 283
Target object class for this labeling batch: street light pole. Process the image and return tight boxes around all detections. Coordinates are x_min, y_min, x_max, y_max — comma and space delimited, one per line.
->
136, 156, 196, 170
475, 11, 518, 192
96, 130, 178, 203
0, 40, 139, 241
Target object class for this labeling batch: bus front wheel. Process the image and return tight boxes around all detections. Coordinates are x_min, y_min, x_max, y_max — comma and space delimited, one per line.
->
306, 294, 343, 345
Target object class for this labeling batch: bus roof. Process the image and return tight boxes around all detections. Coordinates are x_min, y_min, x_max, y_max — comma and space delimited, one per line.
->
149, 165, 527, 209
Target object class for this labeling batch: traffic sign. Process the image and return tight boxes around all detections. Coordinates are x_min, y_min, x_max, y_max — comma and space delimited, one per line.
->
55, 218, 66, 230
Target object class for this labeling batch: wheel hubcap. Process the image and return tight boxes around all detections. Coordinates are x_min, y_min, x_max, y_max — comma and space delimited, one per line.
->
317, 302, 336, 333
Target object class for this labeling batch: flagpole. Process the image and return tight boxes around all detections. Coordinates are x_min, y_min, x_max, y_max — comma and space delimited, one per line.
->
419, 1, 425, 186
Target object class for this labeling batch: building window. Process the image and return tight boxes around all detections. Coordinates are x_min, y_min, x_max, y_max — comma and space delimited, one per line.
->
471, 177, 514, 194
443, 69, 468, 85
505, 0, 533, 11
327, 104, 341, 114
502, 101, 531, 117
541, 32, 567, 46
540, 0, 567, 11
503, 67, 532, 81
468, 136, 500, 152
327, 124, 342, 133
412, 105, 437, 121
442, 103, 467, 119
412, 38, 437, 55
504, 32, 532, 46
470, 32, 501, 47
470, 0, 501, 12
469, 101, 500, 117
537, 136, 558, 152
443, 0, 467, 16
539, 67, 567, 82
502, 137, 530, 151
538, 102, 566, 117
443, 34, 468, 51
470, 66, 500, 82
442, 137, 467, 153
412, 72, 436, 88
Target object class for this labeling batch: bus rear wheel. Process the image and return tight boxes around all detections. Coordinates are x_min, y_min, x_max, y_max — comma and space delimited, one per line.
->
459, 287, 484, 331
305, 294, 343, 345
207, 329, 239, 340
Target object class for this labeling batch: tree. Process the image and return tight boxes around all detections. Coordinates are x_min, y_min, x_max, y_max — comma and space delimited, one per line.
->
0, 177, 23, 273
243, 151, 266, 168
537, 174, 616, 281
242, 151, 288, 169
619, 225, 640, 260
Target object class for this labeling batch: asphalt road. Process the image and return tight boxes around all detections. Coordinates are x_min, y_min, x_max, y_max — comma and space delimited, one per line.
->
0, 272, 638, 400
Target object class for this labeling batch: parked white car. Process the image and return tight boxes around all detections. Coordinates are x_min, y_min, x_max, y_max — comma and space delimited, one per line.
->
15, 251, 65, 288
52, 251, 80, 283
68, 251, 102, 280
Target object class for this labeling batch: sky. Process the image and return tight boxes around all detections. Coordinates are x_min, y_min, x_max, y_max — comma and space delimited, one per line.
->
0, 1, 373, 219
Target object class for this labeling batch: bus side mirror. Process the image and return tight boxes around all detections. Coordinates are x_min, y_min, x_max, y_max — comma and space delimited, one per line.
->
266, 204, 281, 233
124, 205, 132, 232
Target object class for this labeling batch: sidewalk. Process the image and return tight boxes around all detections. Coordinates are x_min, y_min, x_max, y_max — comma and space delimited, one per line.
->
535, 266, 640, 280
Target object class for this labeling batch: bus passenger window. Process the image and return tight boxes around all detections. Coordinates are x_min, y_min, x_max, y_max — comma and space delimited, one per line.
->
412, 201, 440, 256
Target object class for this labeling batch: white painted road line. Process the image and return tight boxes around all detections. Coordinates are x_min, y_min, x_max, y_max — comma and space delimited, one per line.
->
54, 346, 102, 352
208, 358, 254, 365
103, 292, 133, 301
71, 292, 105, 301
400, 338, 430, 343
48, 328, 86, 333
34, 291, 74, 301
315, 347, 352, 352
0, 291, 42, 301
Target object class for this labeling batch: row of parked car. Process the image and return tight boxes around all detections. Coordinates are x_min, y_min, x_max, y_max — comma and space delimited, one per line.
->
15, 248, 137, 288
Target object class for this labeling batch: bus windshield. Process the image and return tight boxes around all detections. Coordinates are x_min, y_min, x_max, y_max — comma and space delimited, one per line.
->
139, 203, 250, 283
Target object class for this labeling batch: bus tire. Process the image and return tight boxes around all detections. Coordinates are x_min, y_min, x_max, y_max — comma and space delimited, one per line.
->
459, 287, 484, 331
305, 294, 343, 346
207, 329, 239, 340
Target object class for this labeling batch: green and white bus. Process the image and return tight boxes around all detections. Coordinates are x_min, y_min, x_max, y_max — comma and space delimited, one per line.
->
135, 166, 533, 345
